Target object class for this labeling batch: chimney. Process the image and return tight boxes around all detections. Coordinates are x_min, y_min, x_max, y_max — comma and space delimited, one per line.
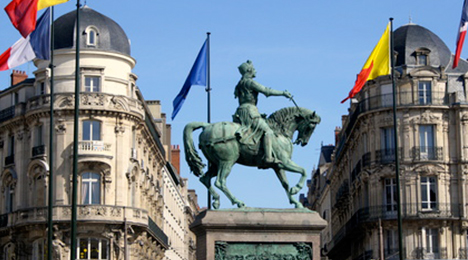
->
334, 127, 342, 146
11, 70, 27, 86
171, 145, 180, 175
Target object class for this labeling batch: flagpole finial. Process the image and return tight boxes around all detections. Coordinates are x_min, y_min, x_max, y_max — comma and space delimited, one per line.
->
207, 32, 211, 36
390, 17, 394, 22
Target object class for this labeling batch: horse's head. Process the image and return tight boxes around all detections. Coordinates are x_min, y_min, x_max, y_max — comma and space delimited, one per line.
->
294, 111, 321, 146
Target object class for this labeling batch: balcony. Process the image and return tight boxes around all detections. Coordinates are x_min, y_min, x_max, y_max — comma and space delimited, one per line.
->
335, 91, 448, 160
330, 203, 460, 252
148, 216, 169, 247
411, 146, 442, 161
77, 141, 112, 158
0, 106, 15, 124
375, 148, 402, 164
32, 145, 46, 157
0, 205, 149, 229
359, 203, 460, 221
4, 155, 14, 166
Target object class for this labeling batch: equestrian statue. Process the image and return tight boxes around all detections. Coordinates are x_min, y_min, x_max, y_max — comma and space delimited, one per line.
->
183, 60, 320, 209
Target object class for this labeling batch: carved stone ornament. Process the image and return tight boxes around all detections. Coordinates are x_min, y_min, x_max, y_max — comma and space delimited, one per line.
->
82, 93, 106, 106
214, 241, 312, 260
55, 119, 66, 134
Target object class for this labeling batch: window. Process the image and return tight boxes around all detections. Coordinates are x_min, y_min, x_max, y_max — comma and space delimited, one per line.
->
88, 30, 96, 46
419, 125, 435, 159
82, 120, 101, 141
4, 183, 14, 213
380, 127, 395, 162
34, 175, 46, 207
381, 84, 393, 107
84, 76, 100, 92
36, 82, 45, 95
385, 178, 397, 213
418, 54, 428, 66
35, 125, 43, 147
421, 176, 437, 210
8, 135, 14, 156
81, 172, 100, 205
32, 238, 46, 260
78, 238, 108, 259
418, 81, 432, 105
385, 229, 398, 256
12, 92, 18, 106
425, 228, 439, 255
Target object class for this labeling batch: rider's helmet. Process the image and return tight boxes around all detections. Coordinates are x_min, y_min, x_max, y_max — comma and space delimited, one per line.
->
238, 60, 254, 76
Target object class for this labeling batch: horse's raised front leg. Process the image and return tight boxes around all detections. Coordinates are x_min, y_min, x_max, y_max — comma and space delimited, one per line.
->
274, 168, 303, 208
199, 164, 221, 209
214, 161, 245, 208
277, 159, 307, 196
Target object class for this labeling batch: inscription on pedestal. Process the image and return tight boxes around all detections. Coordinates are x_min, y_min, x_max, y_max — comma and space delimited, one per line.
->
215, 241, 312, 260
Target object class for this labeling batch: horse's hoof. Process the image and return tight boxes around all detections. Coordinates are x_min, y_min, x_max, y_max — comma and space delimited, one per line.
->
294, 203, 304, 209
237, 202, 245, 208
212, 201, 220, 209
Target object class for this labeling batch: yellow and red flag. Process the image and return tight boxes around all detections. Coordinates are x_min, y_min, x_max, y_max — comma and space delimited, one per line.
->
5, 0, 69, 38
341, 23, 391, 103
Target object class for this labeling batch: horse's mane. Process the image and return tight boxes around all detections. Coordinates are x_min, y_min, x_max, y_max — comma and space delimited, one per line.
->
267, 106, 314, 136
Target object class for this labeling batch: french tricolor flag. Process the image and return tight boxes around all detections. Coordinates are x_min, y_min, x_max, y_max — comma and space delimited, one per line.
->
454, 0, 468, 69
0, 8, 49, 71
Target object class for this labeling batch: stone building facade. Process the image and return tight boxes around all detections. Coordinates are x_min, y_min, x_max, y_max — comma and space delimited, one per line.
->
0, 6, 198, 260
307, 23, 468, 260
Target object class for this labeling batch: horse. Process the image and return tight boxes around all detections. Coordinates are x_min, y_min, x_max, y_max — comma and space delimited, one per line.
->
183, 107, 320, 209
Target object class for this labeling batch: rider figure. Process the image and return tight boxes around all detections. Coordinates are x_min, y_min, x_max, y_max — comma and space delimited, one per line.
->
233, 60, 292, 164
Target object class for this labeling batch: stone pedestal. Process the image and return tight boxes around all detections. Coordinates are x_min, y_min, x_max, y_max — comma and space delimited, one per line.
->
190, 208, 327, 260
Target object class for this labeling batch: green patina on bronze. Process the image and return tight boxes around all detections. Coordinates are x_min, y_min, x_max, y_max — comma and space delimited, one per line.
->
183, 60, 320, 209
215, 241, 312, 260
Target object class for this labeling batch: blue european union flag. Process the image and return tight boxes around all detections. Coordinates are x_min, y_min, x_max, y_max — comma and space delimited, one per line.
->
172, 39, 208, 120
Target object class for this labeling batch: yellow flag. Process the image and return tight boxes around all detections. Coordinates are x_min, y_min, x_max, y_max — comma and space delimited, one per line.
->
341, 23, 390, 103
363, 23, 391, 81
38, 0, 69, 10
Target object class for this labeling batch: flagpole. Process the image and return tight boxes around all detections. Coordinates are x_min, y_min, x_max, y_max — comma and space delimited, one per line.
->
47, 6, 55, 260
390, 17, 404, 260
206, 32, 212, 209
70, 1, 81, 259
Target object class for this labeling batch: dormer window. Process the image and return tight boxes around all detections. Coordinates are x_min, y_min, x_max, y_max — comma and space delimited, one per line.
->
415, 48, 430, 66
85, 26, 99, 47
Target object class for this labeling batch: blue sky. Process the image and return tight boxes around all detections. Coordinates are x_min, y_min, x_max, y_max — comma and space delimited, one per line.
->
0, 1, 465, 209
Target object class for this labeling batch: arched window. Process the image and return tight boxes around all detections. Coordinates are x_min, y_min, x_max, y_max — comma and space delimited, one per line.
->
33, 174, 46, 207
86, 27, 99, 47
81, 172, 101, 205
2, 173, 16, 213
78, 238, 108, 259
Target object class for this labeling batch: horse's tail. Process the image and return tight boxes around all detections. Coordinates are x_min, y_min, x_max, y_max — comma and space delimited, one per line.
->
183, 122, 209, 177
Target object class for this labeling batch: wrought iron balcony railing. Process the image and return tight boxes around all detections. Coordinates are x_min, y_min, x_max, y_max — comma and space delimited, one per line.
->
411, 146, 443, 161
335, 91, 448, 160
0, 106, 15, 124
32, 145, 46, 157
4, 155, 14, 166
148, 216, 169, 247
376, 148, 403, 164
330, 203, 460, 251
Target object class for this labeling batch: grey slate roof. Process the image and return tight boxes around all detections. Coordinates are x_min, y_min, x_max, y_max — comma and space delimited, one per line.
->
394, 24, 451, 68
54, 6, 131, 56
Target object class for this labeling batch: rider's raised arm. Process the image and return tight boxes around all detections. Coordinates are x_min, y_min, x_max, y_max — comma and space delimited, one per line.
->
252, 81, 292, 99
